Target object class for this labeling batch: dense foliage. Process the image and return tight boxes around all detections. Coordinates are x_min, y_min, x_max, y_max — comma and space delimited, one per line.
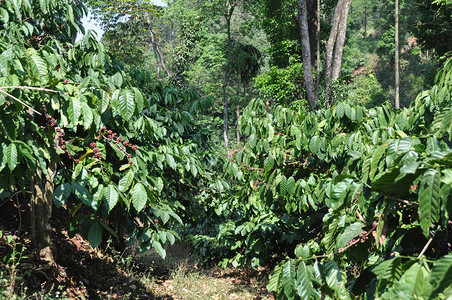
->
0, 0, 214, 259
189, 57, 452, 298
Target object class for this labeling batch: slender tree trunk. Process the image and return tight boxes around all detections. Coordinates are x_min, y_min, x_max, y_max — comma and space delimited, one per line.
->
323, 0, 345, 82
146, 13, 171, 79
298, 0, 317, 110
307, 0, 318, 67
364, 4, 367, 37
316, 0, 321, 99
331, 0, 353, 80
222, 6, 235, 151
31, 157, 57, 262
395, 0, 400, 109
151, 43, 162, 79
236, 104, 240, 144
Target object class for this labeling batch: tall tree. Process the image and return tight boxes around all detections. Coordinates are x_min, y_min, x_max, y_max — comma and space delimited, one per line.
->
395, 0, 400, 109
323, 0, 353, 82
297, 0, 317, 110
87, 0, 171, 79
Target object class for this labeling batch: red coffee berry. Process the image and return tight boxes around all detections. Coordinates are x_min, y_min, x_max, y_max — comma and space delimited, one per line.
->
123, 141, 128, 146
90, 142, 96, 148
61, 145, 66, 150
108, 130, 112, 134
132, 145, 138, 150
75, 159, 79, 164
55, 128, 61, 132
128, 160, 133, 164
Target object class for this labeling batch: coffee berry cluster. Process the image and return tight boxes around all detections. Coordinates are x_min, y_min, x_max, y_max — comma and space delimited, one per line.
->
95, 127, 138, 164
42, 102, 77, 162
43, 102, 138, 164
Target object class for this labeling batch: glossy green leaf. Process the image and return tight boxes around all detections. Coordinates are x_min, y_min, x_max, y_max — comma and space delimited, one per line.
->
153, 240, 166, 259
131, 183, 147, 213
119, 89, 135, 121
53, 182, 72, 208
88, 222, 103, 248
72, 182, 92, 207
6, 142, 17, 170
418, 168, 441, 236
430, 253, 452, 298
118, 169, 134, 192
103, 184, 119, 212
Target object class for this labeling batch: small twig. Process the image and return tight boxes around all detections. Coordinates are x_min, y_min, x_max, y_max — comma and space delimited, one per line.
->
418, 232, 436, 258
0, 86, 58, 93
304, 222, 378, 261
15, 193, 22, 235
380, 193, 418, 206
0, 90, 42, 116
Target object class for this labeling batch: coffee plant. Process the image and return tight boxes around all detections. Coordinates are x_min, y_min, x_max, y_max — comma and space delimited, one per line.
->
0, 0, 217, 258
188, 58, 452, 298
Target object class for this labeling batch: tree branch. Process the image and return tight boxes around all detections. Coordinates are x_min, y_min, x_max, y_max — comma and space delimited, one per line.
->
0, 90, 42, 116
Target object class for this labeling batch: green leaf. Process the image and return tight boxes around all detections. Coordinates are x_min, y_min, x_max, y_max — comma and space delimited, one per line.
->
295, 261, 312, 299
118, 170, 134, 192
166, 154, 176, 170
153, 240, 166, 259
67, 97, 81, 124
418, 168, 441, 237
337, 222, 365, 249
6, 143, 17, 170
81, 102, 93, 130
53, 183, 72, 208
131, 183, 147, 213
442, 108, 452, 140
98, 90, 110, 113
381, 263, 427, 299
133, 87, 144, 114
400, 161, 420, 174
88, 222, 103, 248
264, 155, 275, 173
119, 89, 135, 121
309, 136, 320, 154
336, 102, 344, 118
287, 176, 296, 196
281, 259, 295, 298
268, 262, 283, 292
249, 133, 257, 149
372, 257, 405, 281
72, 182, 92, 207
430, 253, 452, 298
103, 184, 119, 212
369, 143, 388, 180
27, 49, 47, 77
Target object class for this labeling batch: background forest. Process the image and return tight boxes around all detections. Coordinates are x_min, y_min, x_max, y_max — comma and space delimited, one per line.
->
0, 0, 451, 298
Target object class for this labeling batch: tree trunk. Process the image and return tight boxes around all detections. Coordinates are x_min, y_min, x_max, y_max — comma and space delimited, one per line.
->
307, 0, 318, 67
395, 0, 400, 109
31, 157, 58, 262
323, 0, 345, 82
331, 0, 353, 80
297, 0, 317, 110
146, 13, 171, 80
364, 3, 367, 37
316, 0, 321, 99
222, 5, 235, 151
151, 43, 162, 79
236, 104, 240, 145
